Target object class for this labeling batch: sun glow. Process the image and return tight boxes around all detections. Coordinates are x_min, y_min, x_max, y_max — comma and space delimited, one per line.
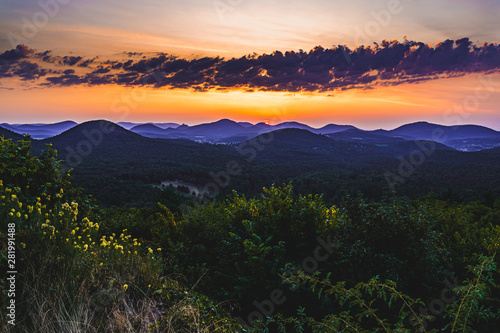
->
1, 73, 499, 130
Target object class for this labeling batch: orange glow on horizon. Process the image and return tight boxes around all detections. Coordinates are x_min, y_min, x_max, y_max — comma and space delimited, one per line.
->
1, 73, 499, 130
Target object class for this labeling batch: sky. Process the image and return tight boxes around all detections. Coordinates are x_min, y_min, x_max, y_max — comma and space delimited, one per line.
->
0, 0, 499, 129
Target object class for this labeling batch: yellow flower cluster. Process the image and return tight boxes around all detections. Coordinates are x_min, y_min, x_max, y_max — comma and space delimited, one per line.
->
1, 181, 162, 282
2, 185, 34, 223
249, 202, 259, 216
325, 206, 337, 220
41, 218, 56, 236
98, 230, 155, 259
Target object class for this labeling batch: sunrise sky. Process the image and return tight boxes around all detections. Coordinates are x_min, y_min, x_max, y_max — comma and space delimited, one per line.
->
1, 0, 499, 129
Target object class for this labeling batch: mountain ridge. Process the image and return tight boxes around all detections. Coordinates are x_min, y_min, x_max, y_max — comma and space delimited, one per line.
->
3, 119, 499, 151
0, 125, 25, 141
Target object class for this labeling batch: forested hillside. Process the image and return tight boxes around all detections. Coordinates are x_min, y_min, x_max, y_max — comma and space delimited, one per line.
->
2, 120, 493, 208
1, 137, 500, 332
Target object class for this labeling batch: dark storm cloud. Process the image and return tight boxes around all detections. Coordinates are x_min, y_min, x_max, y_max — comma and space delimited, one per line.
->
61, 56, 83, 66
91, 66, 111, 74
1, 39, 500, 92
5, 45, 35, 60
13, 61, 47, 80
0, 44, 35, 60
44, 73, 85, 86
35, 51, 95, 68
0, 45, 46, 80
78, 58, 97, 67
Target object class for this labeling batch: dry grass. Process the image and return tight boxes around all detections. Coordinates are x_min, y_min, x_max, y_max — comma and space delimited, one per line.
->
2, 276, 238, 333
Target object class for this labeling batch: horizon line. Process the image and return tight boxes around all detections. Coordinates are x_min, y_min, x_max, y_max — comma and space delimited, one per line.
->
2, 118, 500, 132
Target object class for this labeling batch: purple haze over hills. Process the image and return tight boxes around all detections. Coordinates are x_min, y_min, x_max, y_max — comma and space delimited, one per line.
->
1, 119, 499, 151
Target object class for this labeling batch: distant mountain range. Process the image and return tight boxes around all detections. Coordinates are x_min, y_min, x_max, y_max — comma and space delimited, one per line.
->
0, 125, 24, 141
2, 119, 499, 205
0, 121, 77, 139
1, 119, 499, 152
117, 122, 180, 130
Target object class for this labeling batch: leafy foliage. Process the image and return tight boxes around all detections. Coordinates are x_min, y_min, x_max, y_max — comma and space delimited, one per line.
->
1, 138, 500, 332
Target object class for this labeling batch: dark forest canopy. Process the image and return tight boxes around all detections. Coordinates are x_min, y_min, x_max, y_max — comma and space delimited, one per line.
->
1, 137, 500, 331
